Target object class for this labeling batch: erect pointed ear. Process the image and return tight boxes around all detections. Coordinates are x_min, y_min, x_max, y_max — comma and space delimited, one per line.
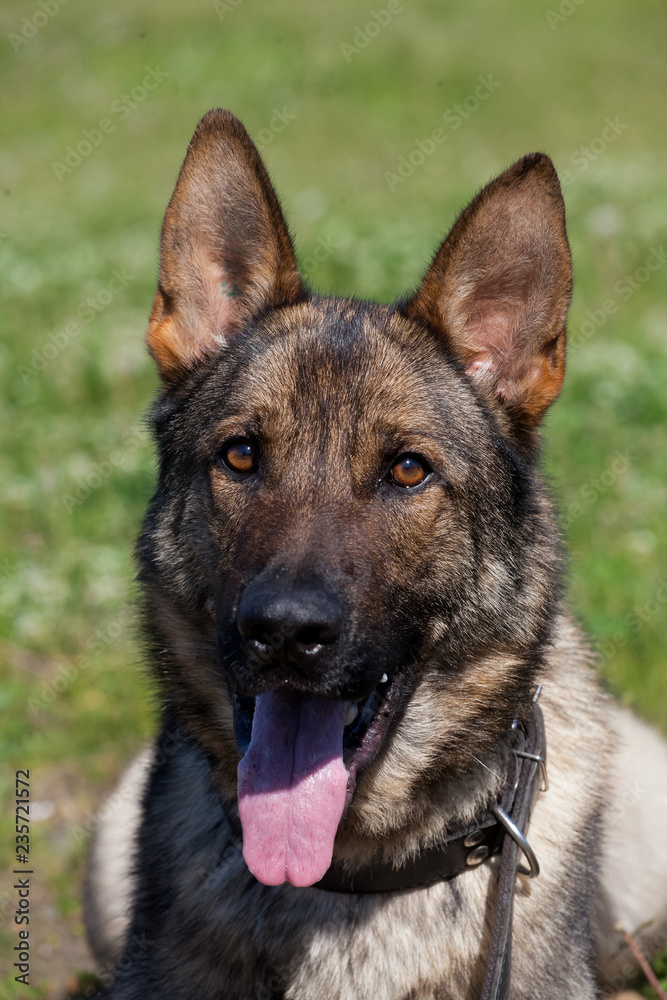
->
147, 109, 305, 384
402, 153, 572, 428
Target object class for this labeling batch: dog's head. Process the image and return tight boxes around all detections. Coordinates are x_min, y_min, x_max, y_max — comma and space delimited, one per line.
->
138, 110, 571, 886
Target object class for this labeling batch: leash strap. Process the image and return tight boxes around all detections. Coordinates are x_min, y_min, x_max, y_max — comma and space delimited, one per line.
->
480, 698, 546, 1000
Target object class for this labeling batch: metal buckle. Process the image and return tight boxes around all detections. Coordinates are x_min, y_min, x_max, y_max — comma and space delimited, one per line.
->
513, 750, 549, 792
511, 685, 548, 791
491, 803, 540, 878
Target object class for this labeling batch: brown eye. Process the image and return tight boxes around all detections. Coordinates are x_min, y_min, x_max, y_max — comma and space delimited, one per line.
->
390, 455, 429, 489
221, 439, 257, 474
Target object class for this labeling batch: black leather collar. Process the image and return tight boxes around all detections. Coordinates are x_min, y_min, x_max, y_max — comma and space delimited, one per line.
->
315, 806, 505, 893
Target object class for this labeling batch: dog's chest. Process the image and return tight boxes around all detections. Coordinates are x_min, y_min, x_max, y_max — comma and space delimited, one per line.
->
145, 742, 492, 999
181, 858, 492, 999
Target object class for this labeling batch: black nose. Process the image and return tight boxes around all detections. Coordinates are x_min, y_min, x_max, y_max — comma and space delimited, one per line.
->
236, 581, 342, 667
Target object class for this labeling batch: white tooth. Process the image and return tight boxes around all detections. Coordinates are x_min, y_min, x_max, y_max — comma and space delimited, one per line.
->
380, 673, 388, 684
345, 704, 359, 727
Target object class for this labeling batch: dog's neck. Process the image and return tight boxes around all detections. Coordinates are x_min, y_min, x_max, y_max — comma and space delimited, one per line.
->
329, 701, 524, 874
313, 696, 545, 894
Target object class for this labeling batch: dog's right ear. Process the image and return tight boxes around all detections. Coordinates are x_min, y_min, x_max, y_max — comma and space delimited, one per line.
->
147, 109, 305, 385
401, 154, 572, 430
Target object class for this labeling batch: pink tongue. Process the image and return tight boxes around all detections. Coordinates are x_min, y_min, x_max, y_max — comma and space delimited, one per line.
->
237, 690, 348, 887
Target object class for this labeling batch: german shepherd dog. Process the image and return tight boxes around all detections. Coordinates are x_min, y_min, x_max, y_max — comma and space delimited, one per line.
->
85, 110, 667, 999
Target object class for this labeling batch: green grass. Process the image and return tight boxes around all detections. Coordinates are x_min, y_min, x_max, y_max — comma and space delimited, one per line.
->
0, 0, 666, 995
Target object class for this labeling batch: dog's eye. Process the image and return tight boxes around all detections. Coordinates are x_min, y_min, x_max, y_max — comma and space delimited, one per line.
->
389, 455, 430, 489
221, 438, 258, 475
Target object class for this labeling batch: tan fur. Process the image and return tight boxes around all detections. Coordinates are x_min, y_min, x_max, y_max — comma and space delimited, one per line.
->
596, 705, 667, 993
84, 746, 154, 969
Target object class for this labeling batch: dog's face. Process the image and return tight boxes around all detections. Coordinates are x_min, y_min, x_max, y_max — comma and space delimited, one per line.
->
138, 110, 571, 886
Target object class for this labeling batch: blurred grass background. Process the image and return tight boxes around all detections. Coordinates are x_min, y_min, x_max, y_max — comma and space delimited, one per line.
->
0, 0, 665, 995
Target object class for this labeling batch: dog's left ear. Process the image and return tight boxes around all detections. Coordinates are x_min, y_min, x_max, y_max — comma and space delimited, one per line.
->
147, 109, 305, 384
402, 153, 572, 428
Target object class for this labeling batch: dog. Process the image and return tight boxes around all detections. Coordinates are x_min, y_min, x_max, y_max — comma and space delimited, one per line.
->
84, 109, 667, 999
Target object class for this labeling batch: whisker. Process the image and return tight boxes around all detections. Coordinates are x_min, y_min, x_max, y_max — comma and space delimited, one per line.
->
464, 751, 505, 785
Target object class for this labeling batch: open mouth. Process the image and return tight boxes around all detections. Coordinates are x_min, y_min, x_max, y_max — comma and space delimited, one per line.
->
233, 670, 401, 771
232, 669, 410, 888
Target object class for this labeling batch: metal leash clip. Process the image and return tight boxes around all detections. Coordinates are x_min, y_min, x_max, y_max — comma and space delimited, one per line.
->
491, 803, 540, 878
494, 686, 547, 878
